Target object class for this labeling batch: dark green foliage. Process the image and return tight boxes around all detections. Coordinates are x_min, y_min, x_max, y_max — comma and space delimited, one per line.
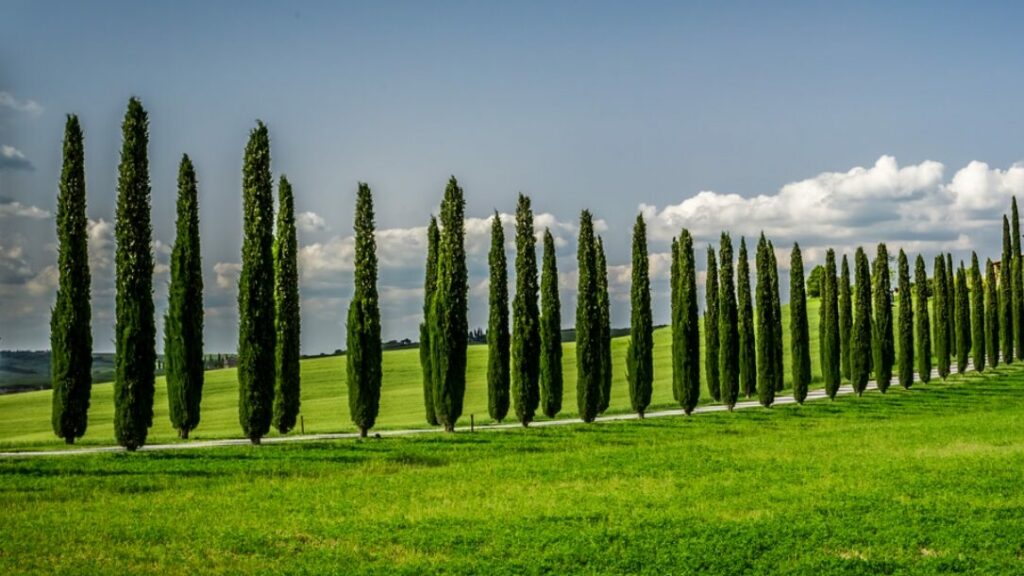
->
626, 215, 653, 417
704, 246, 720, 401
737, 238, 756, 398
419, 217, 440, 425
806, 265, 823, 298
986, 258, 1000, 369
872, 244, 894, 393
237, 121, 275, 445
718, 233, 739, 409
512, 195, 541, 426
596, 237, 612, 413
970, 252, 985, 373
933, 255, 950, 379
165, 155, 204, 439
914, 255, 931, 384
839, 255, 853, 381
1013, 197, 1022, 360
671, 238, 681, 403
956, 264, 971, 374
273, 176, 301, 435
674, 230, 700, 414
347, 183, 382, 437
947, 253, 956, 359
822, 249, 841, 398
851, 248, 872, 396
896, 250, 913, 389
575, 211, 601, 423
1002, 217, 1014, 364
539, 229, 562, 418
768, 242, 784, 391
755, 235, 777, 408
429, 177, 469, 432
487, 212, 510, 422
789, 243, 810, 403
114, 98, 156, 451
50, 115, 92, 444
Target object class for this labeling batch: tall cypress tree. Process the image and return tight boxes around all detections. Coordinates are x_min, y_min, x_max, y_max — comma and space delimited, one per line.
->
165, 154, 204, 439
539, 228, 562, 418
718, 233, 739, 409
273, 175, 301, 434
705, 246, 721, 401
237, 120, 275, 445
790, 243, 810, 403
839, 255, 853, 381
737, 238, 756, 398
970, 252, 985, 372
956, 264, 971, 374
512, 194, 541, 426
872, 243, 894, 393
51, 114, 92, 444
914, 255, 931, 384
851, 247, 872, 396
576, 211, 601, 423
596, 237, 612, 413
113, 98, 156, 451
671, 237, 681, 403
933, 255, 950, 379
768, 241, 784, 391
626, 215, 653, 417
429, 177, 469, 432
946, 253, 956, 359
1013, 197, 1022, 360
347, 183, 382, 437
822, 249, 841, 398
755, 235, 776, 407
896, 250, 913, 389
420, 216, 440, 425
487, 212, 510, 422
676, 230, 700, 414
986, 258, 1000, 369
1001, 217, 1014, 364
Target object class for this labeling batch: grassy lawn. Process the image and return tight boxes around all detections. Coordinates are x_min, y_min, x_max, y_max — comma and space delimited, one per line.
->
0, 363, 1021, 574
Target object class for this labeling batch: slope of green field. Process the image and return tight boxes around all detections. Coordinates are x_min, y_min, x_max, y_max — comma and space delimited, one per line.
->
0, 363, 1021, 574
0, 298, 835, 448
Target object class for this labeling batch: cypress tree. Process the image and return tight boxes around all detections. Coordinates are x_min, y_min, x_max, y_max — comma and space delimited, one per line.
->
165, 154, 204, 439
755, 235, 776, 407
737, 238, 756, 398
596, 237, 612, 413
1013, 197, 1023, 360
986, 258, 1000, 369
896, 250, 913, 389
626, 215, 653, 417
50, 114, 92, 444
420, 216, 440, 425
576, 210, 601, 423
705, 246, 721, 401
839, 255, 853, 381
113, 97, 156, 451
539, 228, 562, 418
512, 194, 541, 426
273, 175, 301, 434
718, 233, 739, 409
486, 212, 510, 422
1001, 217, 1014, 364
822, 249, 841, 398
933, 255, 950, 379
872, 243, 894, 393
956, 264, 971, 373
790, 243, 810, 403
947, 253, 956, 359
671, 237, 681, 403
429, 177, 469, 432
768, 241, 784, 391
915, 255, 931, 384
851, 247, 873, 396
237, 120, 275, 445
676, 230, 701, 414
347, 183, 382, 437
970, 252, 985, 372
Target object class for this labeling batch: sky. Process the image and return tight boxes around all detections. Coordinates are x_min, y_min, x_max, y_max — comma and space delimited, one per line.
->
1, 0, 1024, 354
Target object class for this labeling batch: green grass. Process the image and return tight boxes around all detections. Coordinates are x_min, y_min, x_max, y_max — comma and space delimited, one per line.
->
1, 363, 1022, 574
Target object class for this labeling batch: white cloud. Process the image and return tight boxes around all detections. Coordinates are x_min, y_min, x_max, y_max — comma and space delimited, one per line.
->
0, 92, 43, 117
213, 262, 241, 289
296, 211, 328, 233
0, 145, 35, 172
947, 161, 1024, 212
0, 198, 49, 219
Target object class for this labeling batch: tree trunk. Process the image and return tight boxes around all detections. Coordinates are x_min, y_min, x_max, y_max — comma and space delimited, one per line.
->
250, 436, 261, 445
179, 429, 189, 440
359, 427, 368, 438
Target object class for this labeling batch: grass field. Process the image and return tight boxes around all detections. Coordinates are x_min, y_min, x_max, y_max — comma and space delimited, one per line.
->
0, 298, 836, 449
1, 362, 1021, 574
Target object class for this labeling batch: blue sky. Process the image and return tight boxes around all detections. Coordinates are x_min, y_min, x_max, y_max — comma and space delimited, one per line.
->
2, 0, 1023, 354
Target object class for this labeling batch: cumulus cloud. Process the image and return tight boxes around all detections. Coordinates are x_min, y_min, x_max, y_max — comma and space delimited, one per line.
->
213, 262, 241, 289
0, 92, 43, 117
296, 211, 328, 233
0, 145, 35, 172
0, 197, 49, 219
